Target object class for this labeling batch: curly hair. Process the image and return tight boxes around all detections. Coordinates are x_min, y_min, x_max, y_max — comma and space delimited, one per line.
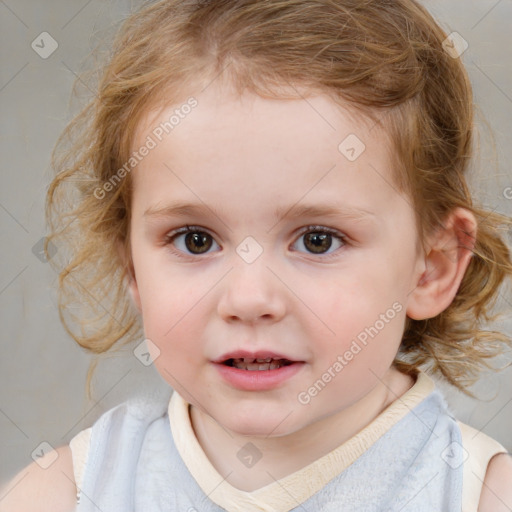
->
47, 0, 512, 398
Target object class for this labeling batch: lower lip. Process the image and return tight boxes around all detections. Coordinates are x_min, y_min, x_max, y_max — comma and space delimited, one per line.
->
214, 362, 304, 391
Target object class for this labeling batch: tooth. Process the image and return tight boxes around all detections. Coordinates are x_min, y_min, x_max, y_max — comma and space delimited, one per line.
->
232, 361, 286, 371
246, 363, 264, 370
255, 357, 273, 363
243, 357, 256, 363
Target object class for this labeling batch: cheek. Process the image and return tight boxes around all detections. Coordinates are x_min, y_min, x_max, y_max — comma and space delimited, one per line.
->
313, 271, 407, 365
133, 253, 195, 323
146, 306, 206, 387
141, 293, 204, 348
320, 268, 404, 323
134, 268, 206, 354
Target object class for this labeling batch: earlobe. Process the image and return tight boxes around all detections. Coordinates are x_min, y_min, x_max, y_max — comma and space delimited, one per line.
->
406, 208, 477, 320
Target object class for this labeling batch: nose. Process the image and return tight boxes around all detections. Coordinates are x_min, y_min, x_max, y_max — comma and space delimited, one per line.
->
216, 259, 287, 324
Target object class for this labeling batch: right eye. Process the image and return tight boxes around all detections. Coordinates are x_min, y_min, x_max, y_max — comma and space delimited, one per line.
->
165, 226, 220, 256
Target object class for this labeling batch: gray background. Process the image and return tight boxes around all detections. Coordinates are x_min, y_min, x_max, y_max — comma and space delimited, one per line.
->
1, 0, 511, 486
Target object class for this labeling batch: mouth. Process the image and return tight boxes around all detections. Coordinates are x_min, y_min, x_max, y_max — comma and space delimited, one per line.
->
214, 353, 304, 391
222, 357, 295, 371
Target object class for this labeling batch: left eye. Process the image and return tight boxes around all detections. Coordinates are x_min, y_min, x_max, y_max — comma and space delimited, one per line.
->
292, 228, 345, 255
166, 227, 220, 255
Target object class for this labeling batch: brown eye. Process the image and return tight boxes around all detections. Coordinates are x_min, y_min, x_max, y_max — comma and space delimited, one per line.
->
303, 232, 333, 254
166, 226, 220, 256
291, 226, 345, 257
184, 232, 213, 254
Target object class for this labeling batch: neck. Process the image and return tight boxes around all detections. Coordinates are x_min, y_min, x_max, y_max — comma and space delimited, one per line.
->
189, 368, 415, 492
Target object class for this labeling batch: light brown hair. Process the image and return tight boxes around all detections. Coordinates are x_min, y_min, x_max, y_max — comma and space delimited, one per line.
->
47, 0, 512, 398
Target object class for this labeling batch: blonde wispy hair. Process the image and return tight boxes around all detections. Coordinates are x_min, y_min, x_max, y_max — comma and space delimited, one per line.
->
47, 0, 512, 398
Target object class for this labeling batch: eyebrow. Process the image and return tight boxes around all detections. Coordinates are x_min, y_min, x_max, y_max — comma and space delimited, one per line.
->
143, 201, 376, 224
144, 202, 221, 219
272, 203, 376, 223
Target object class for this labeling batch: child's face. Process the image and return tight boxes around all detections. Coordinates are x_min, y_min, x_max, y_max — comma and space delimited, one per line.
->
128, 82, 425, 437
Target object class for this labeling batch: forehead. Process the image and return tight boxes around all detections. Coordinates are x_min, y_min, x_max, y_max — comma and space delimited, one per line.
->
130, 83, 407, 225
136, 82, 380, 152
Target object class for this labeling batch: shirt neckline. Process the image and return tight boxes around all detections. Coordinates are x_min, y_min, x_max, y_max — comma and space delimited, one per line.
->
168, 371, 435, 512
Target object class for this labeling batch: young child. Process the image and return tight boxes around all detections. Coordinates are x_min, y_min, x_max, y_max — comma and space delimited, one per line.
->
2, 0, 512, 510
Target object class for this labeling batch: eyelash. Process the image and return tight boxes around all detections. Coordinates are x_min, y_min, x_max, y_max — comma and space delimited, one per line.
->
164, 224, 347, 260
292, 225, 347, 259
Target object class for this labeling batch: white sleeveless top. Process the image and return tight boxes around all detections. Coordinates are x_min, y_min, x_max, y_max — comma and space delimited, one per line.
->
69, 372, 507, 511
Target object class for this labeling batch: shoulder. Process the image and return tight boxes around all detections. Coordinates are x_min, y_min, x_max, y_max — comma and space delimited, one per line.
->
478, 452, 512, 512
0, 444, 77, 512
457, 419, 510, 511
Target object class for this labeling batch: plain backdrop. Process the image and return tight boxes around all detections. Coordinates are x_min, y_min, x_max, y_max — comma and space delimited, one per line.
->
1, 0, 511, 485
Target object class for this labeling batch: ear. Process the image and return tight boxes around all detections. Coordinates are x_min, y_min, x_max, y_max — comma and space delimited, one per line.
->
407, 208, 477, 320
116, 239, 142, 313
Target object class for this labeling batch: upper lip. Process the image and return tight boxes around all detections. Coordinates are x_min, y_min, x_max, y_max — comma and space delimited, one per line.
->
213, 350, 301, 363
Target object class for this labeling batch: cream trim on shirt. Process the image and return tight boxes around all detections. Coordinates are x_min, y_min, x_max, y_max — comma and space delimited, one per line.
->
168, 372, 435, 512
68, 371, 509, 510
